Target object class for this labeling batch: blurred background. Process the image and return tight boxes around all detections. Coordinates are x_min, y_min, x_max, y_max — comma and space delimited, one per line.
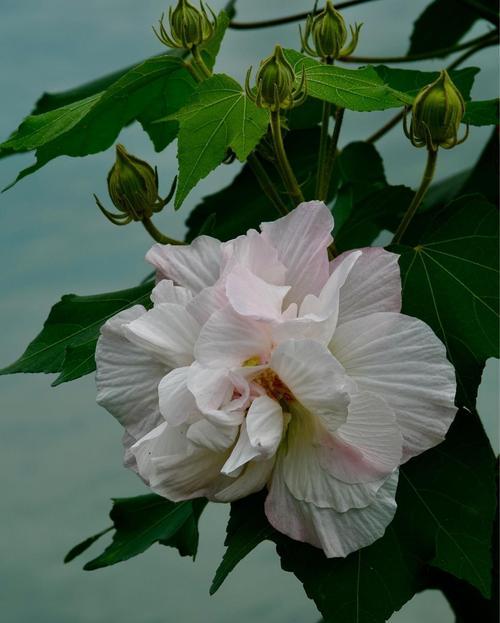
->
0, 1, 498, 621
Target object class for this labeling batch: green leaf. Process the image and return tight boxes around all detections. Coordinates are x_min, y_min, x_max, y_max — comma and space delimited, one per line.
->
408, 0, 497, 54
64, 527, 113, 563
1, 55, 192, 188
371, 65, 478, 101
394, 195, 499, 408
170, 73, 269, 208
461, 128, 499, 204
331, 142, 414, 250
82, 494, 206, 570
0, 281, 153, 385
284, 50, 408, 111
400, 409, 496, 596
210, 491, 274, 595
335, 184, 414, 251
275, 409, 496, 621
161, 498, 208, 559
464, 98, 500, 126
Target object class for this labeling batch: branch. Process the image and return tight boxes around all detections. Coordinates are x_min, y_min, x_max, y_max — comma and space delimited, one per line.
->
229, 0, 381, 30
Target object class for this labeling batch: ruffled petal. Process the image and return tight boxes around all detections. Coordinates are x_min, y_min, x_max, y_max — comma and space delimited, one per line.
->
194, 305, 272, 368
124, 303, 200, 368
333, 248, 401, 326
146, 236, 222, 294
215, 458, 275, 502
270, 339, 350, 432
246, 395, 284, 458
331, 312, 456, 461
187, 418, 239, 453
96, 306, 166, 442
150, 280, 193, 306
265, 466, 398, 558
186, 282, 228, 326
132, 421, 228, 502
260, 201, 333, 304
280, 407, 389, 512
319, 392, 402, 484
222, 229, 286, 285
158, 366, 200, 426
225, 263, 290, 321
187, 363, 245, 426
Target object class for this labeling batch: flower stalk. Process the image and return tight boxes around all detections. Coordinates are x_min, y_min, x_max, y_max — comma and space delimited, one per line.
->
317, 106, 345, 201
392, 147, 437, 244
270, 110, 305, 205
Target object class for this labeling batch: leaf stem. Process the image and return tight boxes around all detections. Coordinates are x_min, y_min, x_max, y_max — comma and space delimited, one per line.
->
392, 147, 438, 244
269, 110, 305, 205
229, 0, 381, 29
248, 153, 290, 216
341, 31, 498, 64
191, 46, 212, 79
317, 107, 345, 201
142, 217, 183, 245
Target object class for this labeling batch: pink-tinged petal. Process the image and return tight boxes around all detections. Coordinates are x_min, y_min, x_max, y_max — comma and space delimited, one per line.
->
194, 305, 272, 368
158, 367, 200, 426
225, 264, 290, 321
132, 421, 227, 502
331, 312, 456, 461
187, 364, 245, 426
96, 307, 166, 443
280, 409, 389, 512
246, 395, 284, 458
124, 303, 200, 368
187, 418, 239, 453
221, 420, 261, 475
333, 247, 402, 326
215, 458, 275, 502
146, 235, 222, 294
270, 339, 350, 432
260, 201, 333, 304
320, 392, 403, 484
222, 229, 286, 285
186, 282, 228, 326
150, 280, 193, 306
265, 465, 398, 558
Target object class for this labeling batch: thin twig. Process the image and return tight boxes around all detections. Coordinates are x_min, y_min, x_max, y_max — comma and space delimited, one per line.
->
229, 0, 381, 30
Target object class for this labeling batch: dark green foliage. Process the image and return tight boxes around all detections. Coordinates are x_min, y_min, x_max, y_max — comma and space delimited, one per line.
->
66, 495, 207, 570
0, 282, 153, 385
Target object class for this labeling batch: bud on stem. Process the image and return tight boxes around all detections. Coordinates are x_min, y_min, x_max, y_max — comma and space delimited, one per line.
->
154, 0, 217, 50
404, 70, 468, 151
300, 1, 362, 61
94, 145, 180, 244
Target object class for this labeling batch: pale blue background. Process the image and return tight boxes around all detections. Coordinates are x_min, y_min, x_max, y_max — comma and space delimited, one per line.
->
0, 1, 498, 622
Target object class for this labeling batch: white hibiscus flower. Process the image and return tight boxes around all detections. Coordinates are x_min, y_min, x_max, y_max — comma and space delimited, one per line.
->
96, 201, 456, 558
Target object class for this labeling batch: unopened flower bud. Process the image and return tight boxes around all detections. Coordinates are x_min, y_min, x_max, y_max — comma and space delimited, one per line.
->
154, 0, 216, 50
245, 44, 306, 111
301, 1, 362, 61
404, 70, 468, 151
94, 145, 175, 226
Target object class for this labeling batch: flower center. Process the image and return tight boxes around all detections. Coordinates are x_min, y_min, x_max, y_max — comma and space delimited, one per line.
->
253, 368, 294, 403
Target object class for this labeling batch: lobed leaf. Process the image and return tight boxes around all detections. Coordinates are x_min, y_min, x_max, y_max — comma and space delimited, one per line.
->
74, 495, 207, 570
394, 195, 499, 408
0, 282, 153, 385
463, 98, 500, 126
169, 73, 269, 208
